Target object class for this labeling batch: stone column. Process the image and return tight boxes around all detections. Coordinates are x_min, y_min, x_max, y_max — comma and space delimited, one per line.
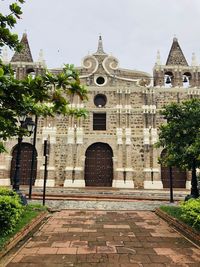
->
143, 127, 163, 189
124, 128, 134, 188
35, 126, 56, 187
113, 128, 123, 187
64, 127, 85, 187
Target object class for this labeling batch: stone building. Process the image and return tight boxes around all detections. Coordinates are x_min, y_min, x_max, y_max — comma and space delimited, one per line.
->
0, 33, 199, 189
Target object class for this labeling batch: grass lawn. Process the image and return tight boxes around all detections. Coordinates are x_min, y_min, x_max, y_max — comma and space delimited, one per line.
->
0, 204, 47, 250
159, 204, 200, 232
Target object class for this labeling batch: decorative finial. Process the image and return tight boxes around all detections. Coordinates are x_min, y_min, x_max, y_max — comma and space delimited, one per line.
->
38, 49, 43, 61
156, 50, 161, 65
96, 34, 105, 54
38, 49, 46, 66
173, 34, 178, 42
23, 29, 27, 36
191, 52, 198, 66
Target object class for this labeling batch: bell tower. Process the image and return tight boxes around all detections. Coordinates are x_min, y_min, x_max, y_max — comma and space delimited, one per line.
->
9, 33, 45, 79
153, 37, 200, 88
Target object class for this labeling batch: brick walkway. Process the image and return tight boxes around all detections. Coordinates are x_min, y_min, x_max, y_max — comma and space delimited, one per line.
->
6, 210, 200, 267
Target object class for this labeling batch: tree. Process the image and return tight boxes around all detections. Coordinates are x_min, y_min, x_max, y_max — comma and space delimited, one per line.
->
157, 98, 200, 198
0, 1, 88, 153
0, 0, 25, 51
0, 62, 88, 153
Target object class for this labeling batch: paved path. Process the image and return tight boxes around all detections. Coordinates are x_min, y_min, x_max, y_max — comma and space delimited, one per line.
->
6, 210, 200, 267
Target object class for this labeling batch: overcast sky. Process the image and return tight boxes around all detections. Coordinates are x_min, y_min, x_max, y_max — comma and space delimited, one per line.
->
1, 0, 200, 74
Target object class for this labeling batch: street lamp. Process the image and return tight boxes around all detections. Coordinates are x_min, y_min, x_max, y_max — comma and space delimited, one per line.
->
169, 166, 174, 203
12, 116, 35, 196
28, 115, 38, 199
72, 124, 77, 183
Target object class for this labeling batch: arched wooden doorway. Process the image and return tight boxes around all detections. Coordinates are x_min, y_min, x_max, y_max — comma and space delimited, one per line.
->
10, 143, 37, 185
161, 149, 187, 188
85, 143, 113, 187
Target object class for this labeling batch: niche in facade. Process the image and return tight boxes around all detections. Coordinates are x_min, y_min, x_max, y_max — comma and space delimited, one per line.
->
164, 71, 173, 88
26, 68, 35, 78
94, 94, 107, 107
182, 72, 191, 88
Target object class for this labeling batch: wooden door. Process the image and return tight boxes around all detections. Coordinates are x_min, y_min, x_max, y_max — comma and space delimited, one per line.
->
161, 150, 187, 188
85, 143, 113, 187
10, 143, 37, 185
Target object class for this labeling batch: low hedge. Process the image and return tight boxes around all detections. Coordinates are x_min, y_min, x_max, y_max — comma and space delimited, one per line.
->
180, 198, 200, 230
0, 187, 19, 197
160, 198, 200, 231
0, 187, 24, 236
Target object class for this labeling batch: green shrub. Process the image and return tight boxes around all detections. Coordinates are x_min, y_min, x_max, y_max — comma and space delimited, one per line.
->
180, 198, 200, 230
0, 195, 24, 236
0, 187, 19, 197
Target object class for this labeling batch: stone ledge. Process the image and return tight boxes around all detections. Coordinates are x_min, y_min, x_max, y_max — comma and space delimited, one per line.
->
155, 208, 200, 247
0, 211, 48, 260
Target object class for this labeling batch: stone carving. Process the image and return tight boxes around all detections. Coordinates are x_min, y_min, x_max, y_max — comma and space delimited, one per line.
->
103, 56, 119, 75
142, 105, 156, 114
138, 78, 151, 87
82, 55, 98, 74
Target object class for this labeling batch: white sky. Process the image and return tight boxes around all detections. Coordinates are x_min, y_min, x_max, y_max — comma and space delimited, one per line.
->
1, 0, 200, 74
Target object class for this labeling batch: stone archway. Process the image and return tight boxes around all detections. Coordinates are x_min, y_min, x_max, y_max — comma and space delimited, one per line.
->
10, 143, 37, 186
160, 149, 187, 188
84, 142, 113, 187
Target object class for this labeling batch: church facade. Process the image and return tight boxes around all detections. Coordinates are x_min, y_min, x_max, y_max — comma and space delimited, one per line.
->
0, 34, 199, 189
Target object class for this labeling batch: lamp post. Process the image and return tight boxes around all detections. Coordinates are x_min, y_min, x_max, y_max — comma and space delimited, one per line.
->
13, 116, 35, 195
72, 124, 77, 183
28, 115, 38, 199
169, 166, 174, 203
191, 159, 199, 198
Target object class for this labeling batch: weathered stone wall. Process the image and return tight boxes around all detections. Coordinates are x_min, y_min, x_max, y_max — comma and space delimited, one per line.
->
2, 36, 200, 189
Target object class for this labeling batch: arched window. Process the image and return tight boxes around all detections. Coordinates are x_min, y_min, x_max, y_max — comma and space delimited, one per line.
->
164, 71, 173, 88
94, 94, 107, 107
182, 72, 191, 88
26, 68, 35, 78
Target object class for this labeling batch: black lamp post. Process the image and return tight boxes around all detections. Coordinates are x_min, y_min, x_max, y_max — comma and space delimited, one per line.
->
190, 159, 199, 198
28, 115, 38, 199
72, 124, 77, 183
12, 116, 35, 193
169, 166, 174, 203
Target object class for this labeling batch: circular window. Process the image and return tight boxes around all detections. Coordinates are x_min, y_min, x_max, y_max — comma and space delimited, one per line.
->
94, 94, 107, 107
96, 76, 105, 85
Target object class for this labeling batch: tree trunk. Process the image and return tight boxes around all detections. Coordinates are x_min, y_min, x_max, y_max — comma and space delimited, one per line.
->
191, 159, 199, 198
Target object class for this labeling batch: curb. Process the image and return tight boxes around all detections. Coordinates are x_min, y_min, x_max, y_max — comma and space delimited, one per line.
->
155, 208, 200, 247
0, 211, 48, 260
28, 193, 184, 202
